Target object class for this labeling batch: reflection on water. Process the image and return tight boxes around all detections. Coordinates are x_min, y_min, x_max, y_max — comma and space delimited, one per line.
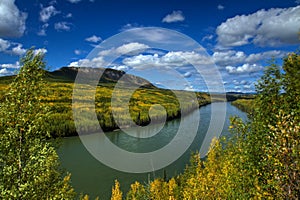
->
58, 102, 247, 199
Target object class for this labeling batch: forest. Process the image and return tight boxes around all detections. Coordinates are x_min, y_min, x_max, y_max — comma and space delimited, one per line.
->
0, 49, 298, 199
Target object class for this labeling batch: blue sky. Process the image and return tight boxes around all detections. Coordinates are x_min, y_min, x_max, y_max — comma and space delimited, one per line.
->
0, 0, 299, 92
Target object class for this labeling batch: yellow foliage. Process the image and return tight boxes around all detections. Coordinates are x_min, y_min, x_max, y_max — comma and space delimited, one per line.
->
111, 180, 122, 200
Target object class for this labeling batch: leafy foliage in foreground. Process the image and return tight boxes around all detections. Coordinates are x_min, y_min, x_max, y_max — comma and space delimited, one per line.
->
111, 53, 300, 199
0, 50, 75, 199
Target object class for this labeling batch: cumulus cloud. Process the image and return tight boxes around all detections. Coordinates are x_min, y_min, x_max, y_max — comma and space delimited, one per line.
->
0, 38, 10, 52
0, 61, 21, 76
0, 38, 47, 56
85, 35, 102, 43
39, 5, 60, 23
245, 50, 286, 63
0, 0, 27, 37
216, 6, 300, 47
69, 42, 150, 68
0, 68, 11, 76
115, 42, 149, 54
111, 65, 130, 72
226, 63, 263, 74
213, 50, 246, 66
213, 50, 286, 66
69, 57, 106, 68
162, 10, 185, 23
11, 44, 26, 55
122, 51, 211, 68
0, 61, 20, 69
34, 48, 47, 55
54, 22, 71, 31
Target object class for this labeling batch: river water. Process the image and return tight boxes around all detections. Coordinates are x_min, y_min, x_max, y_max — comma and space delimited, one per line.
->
57, 102, 247, 199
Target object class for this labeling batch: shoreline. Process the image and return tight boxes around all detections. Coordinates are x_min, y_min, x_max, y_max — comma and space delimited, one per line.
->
60, 100, 212, 138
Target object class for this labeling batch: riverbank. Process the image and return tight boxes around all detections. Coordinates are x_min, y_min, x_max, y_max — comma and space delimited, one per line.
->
231, 99, 254, 113
58, 102, 248, 199
43, 82, 212, 137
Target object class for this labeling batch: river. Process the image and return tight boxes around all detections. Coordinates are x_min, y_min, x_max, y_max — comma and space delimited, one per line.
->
57, 102, 247, 199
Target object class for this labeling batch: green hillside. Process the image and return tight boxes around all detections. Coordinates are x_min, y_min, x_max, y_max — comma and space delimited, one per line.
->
0, 67, 210, 137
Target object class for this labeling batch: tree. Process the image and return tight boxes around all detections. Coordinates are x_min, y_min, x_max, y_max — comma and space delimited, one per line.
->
0, 49, 75, 199
229, 53, 300, 198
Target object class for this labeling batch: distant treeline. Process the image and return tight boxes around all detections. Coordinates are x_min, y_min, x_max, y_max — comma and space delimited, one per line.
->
0, 81, 211, 137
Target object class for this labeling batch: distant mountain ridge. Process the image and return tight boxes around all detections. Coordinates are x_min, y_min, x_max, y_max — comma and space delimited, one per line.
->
0, 67, 155, 88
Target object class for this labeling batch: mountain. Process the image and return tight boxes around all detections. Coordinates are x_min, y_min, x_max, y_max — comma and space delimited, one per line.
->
0, 67, 155, 88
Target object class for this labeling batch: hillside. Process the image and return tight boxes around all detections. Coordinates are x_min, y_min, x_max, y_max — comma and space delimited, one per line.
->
0, 67, 210, 137
0, 67, 155, 88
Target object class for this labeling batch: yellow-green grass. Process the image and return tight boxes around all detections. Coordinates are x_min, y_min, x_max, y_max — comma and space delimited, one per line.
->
1, 81, 211, 137
231, 99, 254, 113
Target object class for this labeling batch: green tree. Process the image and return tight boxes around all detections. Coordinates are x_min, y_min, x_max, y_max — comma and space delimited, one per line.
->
229, 53, 300, 198
0, 49, 75, 199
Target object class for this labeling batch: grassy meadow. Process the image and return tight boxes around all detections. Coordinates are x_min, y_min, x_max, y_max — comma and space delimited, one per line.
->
0, 68, 211, 137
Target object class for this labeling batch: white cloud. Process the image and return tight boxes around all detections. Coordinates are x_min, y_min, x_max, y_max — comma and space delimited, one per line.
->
69, 56, 106, 68
213, 50, 246, 66
39, 5, 59, 23
245, 50, 286, 63
123, 51, 212, 68
37, 23, 49, 36
111, 65, 130, 71
97, 42, 150, 57
183, 71, 192, 78
0, 0, 27, 37
217, 6, 300, 47
34, 48, 47, 55
0, 38, 10, 52
115, 43, 149, 54
123, 54, 160, 68
11, 44, 26, 55
0, 68, 11, 76
67, 0, 82, 3
184, 85, 195, 91
74, 49, 81, 55
0, 61, 20, 69
120, 23, 143, 31
54, 22, 71, 31
217, 4, 225, 10
226, 63, 263, 74
213, 50, 286, 67
0, 38, 47, 56
65, 13, 72, 18
85, 35, 102, 43
202, 34, 214, 41
162, 10, 185, 23
0, 61, 21, 76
